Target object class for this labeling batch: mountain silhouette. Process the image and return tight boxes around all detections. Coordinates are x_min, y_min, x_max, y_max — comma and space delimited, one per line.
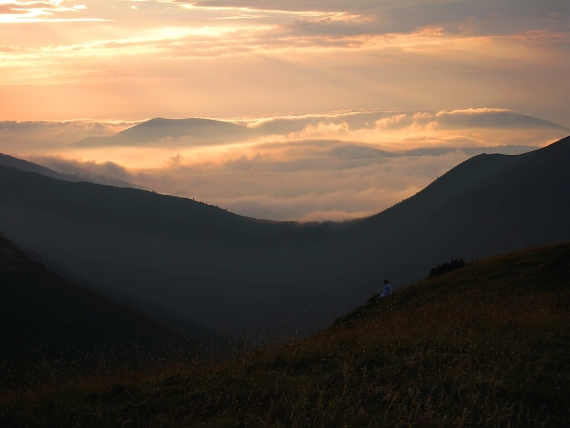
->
0, 153, 84, 182
0, 233, 219, 387
72, 113, 569, 148
0, 136, 569, 335
343, 135, 570, 288
0, 153, 137, 188
75, 117, 252, 147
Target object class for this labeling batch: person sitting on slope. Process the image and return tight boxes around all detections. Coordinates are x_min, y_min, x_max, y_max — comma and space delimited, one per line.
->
379, 279, 392, 298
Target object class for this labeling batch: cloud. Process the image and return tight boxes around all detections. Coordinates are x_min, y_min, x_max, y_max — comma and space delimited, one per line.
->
8, 107, 565, 221
376, 0, 569, 36
184, 0, 570, 36
243, 109, 566, 143
28, 147, 462, 220
32, 155, 130, 179
1, 3, 568, 222
183, 0, 374, 14
24, 131, 554, 222
2, 2, 569, 126
0, 120, 134, 149
27, 142, 526, 221
435, 108, 569, 129
0, 0, 106, 23
4, 108, 564, 156
376, 114, 412, 130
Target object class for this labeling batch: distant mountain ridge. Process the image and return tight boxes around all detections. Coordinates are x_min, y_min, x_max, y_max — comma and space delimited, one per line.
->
0, 135, 569, 335
436, 110, 569, 130
0, 153, 137, 188
75, 117, 252, 147
21, 245, 227, 346
0, 232, 232, 388
0, 233, 181, 386
0, 153, 83, 182
347, 136, 570, 284
72, 113, 569, 148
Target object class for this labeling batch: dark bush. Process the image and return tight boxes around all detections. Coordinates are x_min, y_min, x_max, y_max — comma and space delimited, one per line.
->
429, 258, 466, 277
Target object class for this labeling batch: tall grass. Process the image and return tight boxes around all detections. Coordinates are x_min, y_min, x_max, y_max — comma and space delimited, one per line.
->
1, 243, 569, 427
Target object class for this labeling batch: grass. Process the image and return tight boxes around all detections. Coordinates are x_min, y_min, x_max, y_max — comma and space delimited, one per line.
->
1, 243, 569, 427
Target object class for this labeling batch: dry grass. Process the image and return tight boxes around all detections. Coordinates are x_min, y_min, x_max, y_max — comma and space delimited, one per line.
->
1, 243, 569, 427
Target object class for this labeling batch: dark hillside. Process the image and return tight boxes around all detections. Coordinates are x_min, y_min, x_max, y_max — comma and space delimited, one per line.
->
0, 163, 332, 242
0, 153, 83, 183
21, 247, 228, 350
2, 243, 568, 427
0, 152, 136, 187
0, 235, 218, 388
0, 136, 569, 335
0, 164, 344, 334
343, 135, 570, 290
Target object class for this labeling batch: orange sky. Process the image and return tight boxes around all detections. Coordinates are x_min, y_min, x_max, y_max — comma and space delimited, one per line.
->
1, 0, 569, 125
1, 1, 569, 220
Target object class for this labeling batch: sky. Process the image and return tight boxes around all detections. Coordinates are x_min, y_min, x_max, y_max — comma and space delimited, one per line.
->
1, 0, 569, 220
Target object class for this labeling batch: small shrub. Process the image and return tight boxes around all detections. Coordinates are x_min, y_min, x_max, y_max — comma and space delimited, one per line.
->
429, 258, 466, 277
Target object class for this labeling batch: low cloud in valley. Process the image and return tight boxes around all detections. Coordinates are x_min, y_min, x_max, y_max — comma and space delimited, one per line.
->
8, 108, 567, 221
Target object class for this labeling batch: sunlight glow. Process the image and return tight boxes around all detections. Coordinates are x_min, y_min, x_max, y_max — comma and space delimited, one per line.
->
1, 0, 569, 219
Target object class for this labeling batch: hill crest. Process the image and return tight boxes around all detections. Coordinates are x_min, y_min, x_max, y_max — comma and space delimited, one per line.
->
74, 117, 251, 147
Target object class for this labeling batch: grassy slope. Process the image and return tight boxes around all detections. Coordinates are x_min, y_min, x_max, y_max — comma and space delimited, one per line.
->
21, 246, 228, 352
1, 243, 569, 427
0, 234, 224, 389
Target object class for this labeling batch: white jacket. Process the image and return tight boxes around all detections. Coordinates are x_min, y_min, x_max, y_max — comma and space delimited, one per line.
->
380, 282, 392, 298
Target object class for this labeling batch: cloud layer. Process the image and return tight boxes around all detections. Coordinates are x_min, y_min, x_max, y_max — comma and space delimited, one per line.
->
6, 108, 567, 221
0, 1, 101, 23
2, 1, 569, 220
0, 120, 134, 149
